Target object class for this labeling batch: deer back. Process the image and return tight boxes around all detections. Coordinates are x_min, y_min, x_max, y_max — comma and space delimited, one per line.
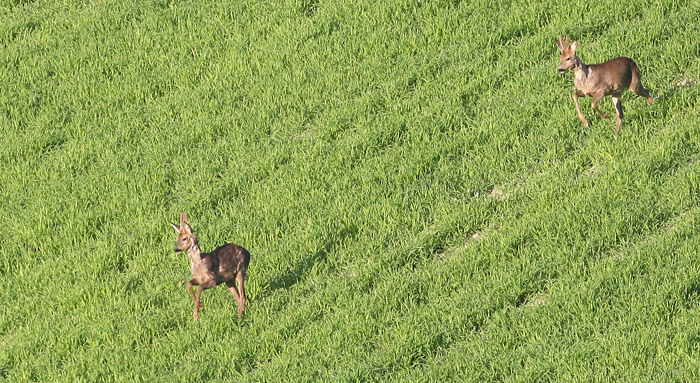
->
205, 243, 251, 283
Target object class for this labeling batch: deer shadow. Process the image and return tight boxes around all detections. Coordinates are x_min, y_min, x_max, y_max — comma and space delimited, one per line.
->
263, 224, 359, 292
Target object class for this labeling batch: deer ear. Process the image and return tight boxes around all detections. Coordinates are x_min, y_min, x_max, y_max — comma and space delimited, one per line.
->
571, 40, 578, 52
170, 223, 181, 233
180, 212, 188, 226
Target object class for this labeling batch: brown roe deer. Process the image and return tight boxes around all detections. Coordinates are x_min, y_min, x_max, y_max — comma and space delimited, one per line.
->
170, 213, 250, 321
556, 35, 653, 132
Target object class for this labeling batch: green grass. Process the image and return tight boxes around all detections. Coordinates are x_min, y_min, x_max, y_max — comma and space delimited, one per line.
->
2, 0, 700, 381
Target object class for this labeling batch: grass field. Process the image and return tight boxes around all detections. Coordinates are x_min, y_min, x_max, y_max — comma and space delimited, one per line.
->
2, 0, 700, 381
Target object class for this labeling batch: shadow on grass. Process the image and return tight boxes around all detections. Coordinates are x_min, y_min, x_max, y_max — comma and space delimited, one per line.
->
264, 224, 359, 292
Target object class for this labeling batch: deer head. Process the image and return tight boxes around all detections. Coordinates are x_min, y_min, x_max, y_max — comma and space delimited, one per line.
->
170, 212, 196, 253
556, 35, 579, 73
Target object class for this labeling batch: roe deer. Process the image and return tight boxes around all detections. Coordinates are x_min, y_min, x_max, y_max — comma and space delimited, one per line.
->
170, 212, 250, 321
556, 35, 653, 132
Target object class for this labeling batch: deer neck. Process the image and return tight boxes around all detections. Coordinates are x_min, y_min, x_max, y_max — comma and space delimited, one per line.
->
187, 241, 203, 264
573, 56, 590, 88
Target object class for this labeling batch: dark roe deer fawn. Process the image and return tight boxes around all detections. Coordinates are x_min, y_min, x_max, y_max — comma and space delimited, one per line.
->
170, 213, 250, 321
556, 35, 653, 131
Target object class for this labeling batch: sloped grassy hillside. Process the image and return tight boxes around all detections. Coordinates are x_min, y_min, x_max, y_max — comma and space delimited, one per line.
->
1, 0, 700, 381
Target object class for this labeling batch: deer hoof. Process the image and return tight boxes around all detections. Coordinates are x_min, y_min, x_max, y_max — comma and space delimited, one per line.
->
601, 113, 610, 119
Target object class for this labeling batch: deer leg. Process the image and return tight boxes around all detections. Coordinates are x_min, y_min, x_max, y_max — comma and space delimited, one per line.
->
573, 91, 589, 128
236, 273, 247, 317
612, 96, 623, 132
591, 90, 610, 119
632, 85, 653, 105
187, 280, 203, 310
193, 280, 216, 321
226, 278, 245, 317
630, 73, 653, 105
226, 279, 241, 300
